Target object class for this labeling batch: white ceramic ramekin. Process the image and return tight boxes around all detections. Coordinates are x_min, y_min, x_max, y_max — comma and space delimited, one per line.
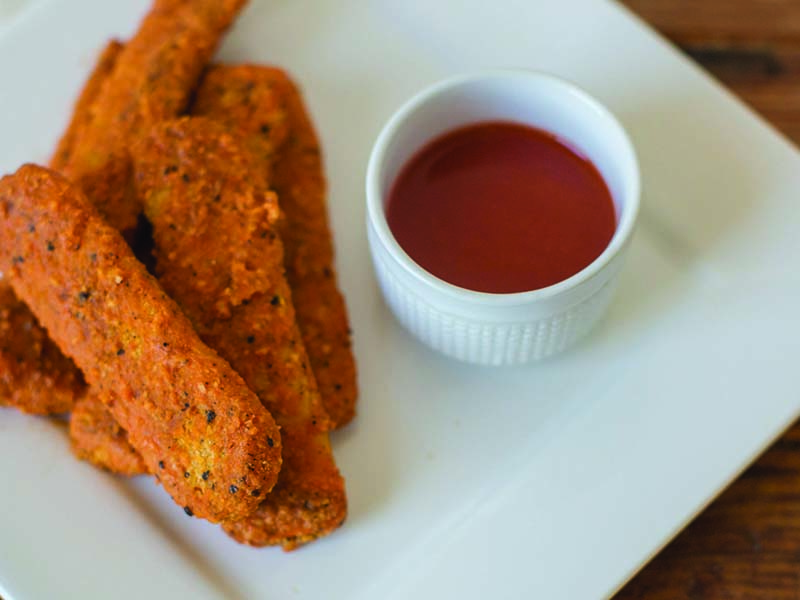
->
366, 70, 640, 365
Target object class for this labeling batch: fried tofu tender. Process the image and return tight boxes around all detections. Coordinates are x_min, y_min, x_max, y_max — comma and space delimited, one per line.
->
70, 390, 147, 476
133, 117, 346, 549
59, 0, 248, 234
0, 165, 281, 523
192, 66, 358, 428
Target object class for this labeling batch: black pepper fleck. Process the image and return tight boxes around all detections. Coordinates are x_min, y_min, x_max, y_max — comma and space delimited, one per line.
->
260, 124, 270, 134
182, 173, 191, 183
251, 489, 261, 497
246, 335, 255, 344
183, 506, 193, 517
267, 437, 274, 448
270, 295, 280, 306
78, 290, 91, 302
184, 471, 190, 478
158, 461, 165, 469
229, 485, 238, 494
12, 256, 24, 264
117, 348, 125, 356
206, 409, 216, 424
201, 470, 210, 481
46, 241, 55, 251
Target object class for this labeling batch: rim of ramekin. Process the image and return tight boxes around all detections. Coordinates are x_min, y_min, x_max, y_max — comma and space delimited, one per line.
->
366, 69, 640, 307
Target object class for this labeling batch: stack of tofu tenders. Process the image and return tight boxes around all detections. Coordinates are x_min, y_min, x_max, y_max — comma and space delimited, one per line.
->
0, 0, 357, 550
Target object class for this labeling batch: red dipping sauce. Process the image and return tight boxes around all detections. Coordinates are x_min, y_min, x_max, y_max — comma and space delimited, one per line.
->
386, 122, 617, 294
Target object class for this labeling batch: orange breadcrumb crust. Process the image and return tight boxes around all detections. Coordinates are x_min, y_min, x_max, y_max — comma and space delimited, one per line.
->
70, 114, 349, 548
1, 0, 249, 419
192, 65, 358, 428
51, 40, 125, 173
0, 164, 281, 523
0, 284, 85, 415
134, 117, 346, 549
58, 0, 247, 234
0, 39, 124, 416
70, 390, 147, 476
68, 67, 355, 547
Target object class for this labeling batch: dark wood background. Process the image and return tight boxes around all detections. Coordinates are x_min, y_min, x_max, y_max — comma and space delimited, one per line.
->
616, 1, 800, 598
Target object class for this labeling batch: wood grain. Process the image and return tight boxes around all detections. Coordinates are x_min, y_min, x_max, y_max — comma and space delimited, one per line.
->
616, 1, 800, 598
623, 0, 800, 144
623, 0, 800, 45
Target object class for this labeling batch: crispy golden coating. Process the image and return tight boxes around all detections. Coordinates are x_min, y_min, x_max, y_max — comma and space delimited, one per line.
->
0, 0, 247, 419
192, 65, 358, 428
191, 64, 290, 186
51, 40, 124, 173
0, 39, 124, 416
70, 390, 147, 476
134, 117, 346, 549
69, 393, 150, 476
222, 425, 347, 550
0, 164, 281, 523
0, 284, 85, 414
60, 0, 247, 234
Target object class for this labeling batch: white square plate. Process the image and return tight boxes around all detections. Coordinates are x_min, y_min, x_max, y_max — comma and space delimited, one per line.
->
2, 1, 800, 599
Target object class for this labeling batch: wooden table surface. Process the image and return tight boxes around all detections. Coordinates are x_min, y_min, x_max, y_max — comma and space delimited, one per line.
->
616, 1, 800, 598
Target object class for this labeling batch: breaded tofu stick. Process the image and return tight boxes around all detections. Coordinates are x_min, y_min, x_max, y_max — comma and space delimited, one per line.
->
70, 390, 147, 476
134, 117, 346, 549
51, 40, 125, 172
192, 65, 358, 428
0, 284, 85, 414
60, 0, 247, 234
0, 40, 123, 416
0, 164, 281, 523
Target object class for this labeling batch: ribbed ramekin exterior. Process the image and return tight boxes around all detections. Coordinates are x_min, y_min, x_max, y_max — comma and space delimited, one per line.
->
370, 243, 617, 365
